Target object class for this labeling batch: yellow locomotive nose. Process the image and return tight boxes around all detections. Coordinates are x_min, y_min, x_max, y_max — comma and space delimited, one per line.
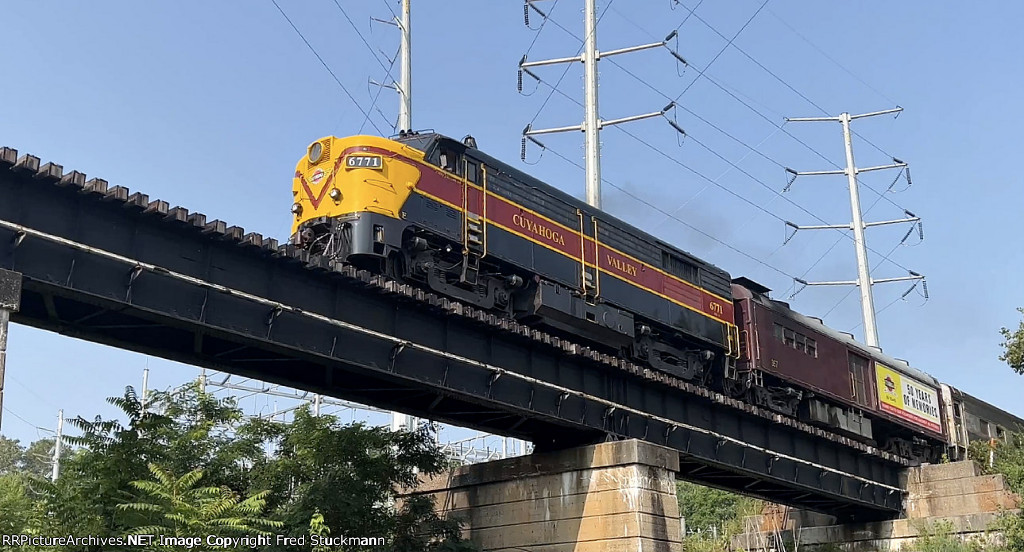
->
289, 135, 424, 237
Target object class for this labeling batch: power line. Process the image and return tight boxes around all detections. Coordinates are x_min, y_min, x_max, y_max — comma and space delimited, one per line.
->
607, 4, 912, 216
269, 0, 384, 135
361, 50, 400, 134
766, 8, 899, 108
531, 8, 919, 278
668, 0, 705, 33
2, 406, 49, 433
524, 0, 616, 126
523, 0, 561, 57
330, 0, 394, 77
670, 3, 908, 186
539, 133, 800, 281
525, 67, 919, 277
668, 0, 770, 103
330, 0, 403, 132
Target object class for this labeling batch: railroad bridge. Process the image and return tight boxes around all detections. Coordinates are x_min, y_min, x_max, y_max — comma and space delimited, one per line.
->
0, 145, 911, 522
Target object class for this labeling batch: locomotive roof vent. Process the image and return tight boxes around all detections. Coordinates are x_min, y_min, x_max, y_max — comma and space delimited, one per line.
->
732, 276, 771, 297
807, 316, 824, 325
868, 345, 884, 354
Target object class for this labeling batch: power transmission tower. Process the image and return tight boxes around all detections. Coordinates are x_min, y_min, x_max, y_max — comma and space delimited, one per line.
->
398, 0, 412, 132
51, 409, 63, 482
369, 0, 416, 431
392, 0, 415, 432
519, 0, 686, 208
371, 0, 413, 133
785, 107, 925, 348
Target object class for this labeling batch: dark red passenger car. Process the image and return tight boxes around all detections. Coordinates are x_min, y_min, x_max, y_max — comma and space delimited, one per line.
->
730, 277, 946, 461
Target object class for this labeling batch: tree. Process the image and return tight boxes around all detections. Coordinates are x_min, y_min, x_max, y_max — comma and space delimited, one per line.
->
0, 436, 23, 474
967, 434, 1024, 552
254, 407, 473, 551
677, 481, 757, 535
999, 307, 1024, 375
0, 473, 37, 535
21, 439, 55, 479
117, 463, 280, 551
54, 383, 275, 540
25, 381, 473, 552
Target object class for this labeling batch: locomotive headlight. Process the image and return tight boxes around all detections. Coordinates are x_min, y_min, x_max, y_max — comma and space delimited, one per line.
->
308, 141, 324, 164
328, 188, 342, 201
291, 202, 303, 215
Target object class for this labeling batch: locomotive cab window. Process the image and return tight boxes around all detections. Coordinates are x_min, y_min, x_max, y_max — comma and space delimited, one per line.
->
432, 142, 464, 175
438, 149, 461, 173
465, 159, 480, 184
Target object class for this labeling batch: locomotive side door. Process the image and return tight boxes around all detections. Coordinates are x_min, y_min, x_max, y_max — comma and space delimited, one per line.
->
460, 157, 485, 284
848, 353, 870, 407
578, 209, 599, 300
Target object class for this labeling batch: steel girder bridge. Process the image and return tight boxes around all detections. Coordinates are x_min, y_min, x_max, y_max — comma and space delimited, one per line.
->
0, 146, 909, 521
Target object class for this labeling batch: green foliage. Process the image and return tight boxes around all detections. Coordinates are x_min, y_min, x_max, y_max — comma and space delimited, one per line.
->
968, 434, 1024, 494
676, 481, 763, 552
0, 380, 474, 552
257, 407, 475, 551
909, 520, 986, 552
677, 481, 760, 534
117, 463, 281, 550
0, 436, 56, 478
1000, 307, 1024, 375
20, 439, 55, 479
0, 436, 22, 474
0, 473, 38, 535
966, 434, 1024, 551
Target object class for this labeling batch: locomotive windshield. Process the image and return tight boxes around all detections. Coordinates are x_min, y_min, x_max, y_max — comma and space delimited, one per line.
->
393, 132, 437, 154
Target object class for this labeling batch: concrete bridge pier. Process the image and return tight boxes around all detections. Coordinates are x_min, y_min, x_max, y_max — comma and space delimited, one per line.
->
733, 461, 1022, 551
399, 439, 683, 552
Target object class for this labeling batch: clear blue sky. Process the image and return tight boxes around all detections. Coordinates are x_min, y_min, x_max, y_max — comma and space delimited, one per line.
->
2, 1, 1022, 445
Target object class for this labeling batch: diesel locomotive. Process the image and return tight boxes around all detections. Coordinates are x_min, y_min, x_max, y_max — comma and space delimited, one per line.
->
289, 131, 1023, 463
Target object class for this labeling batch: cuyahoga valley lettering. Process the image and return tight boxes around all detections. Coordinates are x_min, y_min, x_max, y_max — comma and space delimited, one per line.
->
606, 254, 638, 277
512, 213, 566, 246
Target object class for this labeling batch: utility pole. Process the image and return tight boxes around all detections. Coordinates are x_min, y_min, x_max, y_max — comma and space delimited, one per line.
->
785, 107, 924, 348
582, 0, 600, 208
393, 0, 415, 432
398, 0, 412, 132
372, 0, 413, 133
141, 366, 149, 413
520, 1, 686, 208
0, 268, 22, 432
368, 1, 416, 431
51, 409, 63, 482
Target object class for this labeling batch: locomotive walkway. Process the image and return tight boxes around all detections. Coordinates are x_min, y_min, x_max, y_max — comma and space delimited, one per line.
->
0, 145, 907, 519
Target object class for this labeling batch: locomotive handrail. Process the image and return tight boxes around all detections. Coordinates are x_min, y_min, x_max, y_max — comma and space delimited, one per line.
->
591, 215, 600, 299
481, 165, 488, 259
